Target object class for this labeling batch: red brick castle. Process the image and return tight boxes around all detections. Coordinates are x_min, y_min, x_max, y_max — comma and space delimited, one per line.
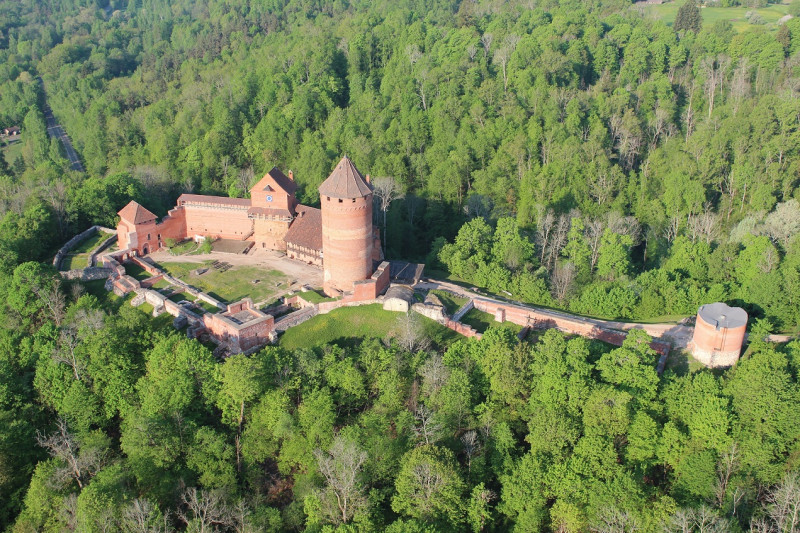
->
117, 157, 384, 297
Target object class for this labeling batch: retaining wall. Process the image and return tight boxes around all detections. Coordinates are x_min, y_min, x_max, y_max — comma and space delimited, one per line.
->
88, 232, 118, 267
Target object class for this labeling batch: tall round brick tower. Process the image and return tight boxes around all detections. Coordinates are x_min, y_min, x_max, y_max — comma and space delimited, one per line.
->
690, 302, 748, 368
319, 157, 374, 296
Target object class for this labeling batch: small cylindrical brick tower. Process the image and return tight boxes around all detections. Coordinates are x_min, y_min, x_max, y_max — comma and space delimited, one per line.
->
691, 302, 748, 368
319, 157, 374, 296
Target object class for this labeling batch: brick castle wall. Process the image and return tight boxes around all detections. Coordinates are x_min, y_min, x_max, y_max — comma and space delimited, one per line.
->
184, 204, 252, 240
253, 218, 290, 250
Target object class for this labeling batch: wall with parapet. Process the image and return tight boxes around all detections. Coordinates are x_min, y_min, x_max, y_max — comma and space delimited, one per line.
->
184, 204, 252, 240
470, 298, 671, 357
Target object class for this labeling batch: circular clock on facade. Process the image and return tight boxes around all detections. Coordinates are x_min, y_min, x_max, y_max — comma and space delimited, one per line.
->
266, 195, 273, 202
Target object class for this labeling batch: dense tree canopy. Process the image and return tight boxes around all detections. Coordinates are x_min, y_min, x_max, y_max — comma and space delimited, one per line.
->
0, 0, 799, 530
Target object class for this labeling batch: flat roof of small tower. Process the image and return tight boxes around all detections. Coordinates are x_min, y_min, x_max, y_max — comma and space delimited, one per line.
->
318, 156, 373, 199
698, 302, 748, 329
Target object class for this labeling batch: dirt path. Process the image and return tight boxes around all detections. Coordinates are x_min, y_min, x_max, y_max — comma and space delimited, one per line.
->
147, 248, 323, 290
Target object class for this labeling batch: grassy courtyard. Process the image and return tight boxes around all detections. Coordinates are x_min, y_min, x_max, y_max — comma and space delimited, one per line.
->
60, 231, 108, 270
156, 261, 290, 304
279, 304, 461, 350
643, 2, 790, 32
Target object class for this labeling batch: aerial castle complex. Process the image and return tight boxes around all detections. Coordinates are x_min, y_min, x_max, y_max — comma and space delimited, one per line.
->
117, 156, 383, 297
107, 157, 753, 363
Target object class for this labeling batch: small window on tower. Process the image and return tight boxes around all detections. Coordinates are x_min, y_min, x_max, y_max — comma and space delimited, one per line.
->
338, 199, 343, 203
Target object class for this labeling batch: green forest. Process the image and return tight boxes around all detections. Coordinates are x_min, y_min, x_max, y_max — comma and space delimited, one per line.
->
1, 0, 799, 531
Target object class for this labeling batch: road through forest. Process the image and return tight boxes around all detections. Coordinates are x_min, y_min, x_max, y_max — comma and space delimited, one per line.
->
38, 77, 84, 172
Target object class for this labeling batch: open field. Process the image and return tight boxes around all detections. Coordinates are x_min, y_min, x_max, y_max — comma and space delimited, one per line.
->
156, 261, 290, 304
1, 138, 23, 167
642, 2, 790, 32
279, 304, 461, 350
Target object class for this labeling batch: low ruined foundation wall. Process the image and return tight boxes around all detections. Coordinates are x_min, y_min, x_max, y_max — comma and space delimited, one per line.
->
54, 225, 117, 271
411, 302, 447, 323
445, 319, 482, 339
60, 267, 113, 281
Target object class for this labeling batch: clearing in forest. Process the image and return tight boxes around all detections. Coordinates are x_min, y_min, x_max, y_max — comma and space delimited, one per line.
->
643, 3, 790, 31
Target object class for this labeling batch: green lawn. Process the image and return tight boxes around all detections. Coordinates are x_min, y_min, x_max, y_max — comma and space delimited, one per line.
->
1, 138, 23, 168
279, 304, 461, 350
644, 2, 790, 32
169, 239, 198, 255
429, 290, 469, 315
71, 231, 107, 254
156, 261, 290, 304
460, 308, 523, 335
297, 289, 337, 304
150, 279, 171, 290
61, 254, 89, 270
167, 292, 187, 303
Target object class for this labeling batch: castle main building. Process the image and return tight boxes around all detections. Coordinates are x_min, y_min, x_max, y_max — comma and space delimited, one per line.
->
117, 157, 382, 296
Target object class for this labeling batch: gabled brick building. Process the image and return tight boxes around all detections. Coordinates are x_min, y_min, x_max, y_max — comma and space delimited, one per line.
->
117, 166, 324, 263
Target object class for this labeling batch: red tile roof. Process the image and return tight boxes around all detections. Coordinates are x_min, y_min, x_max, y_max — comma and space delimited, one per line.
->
250, 167, 297, 196
118, 201, 158, 224
284, 205, 322, 251
177, 194, 251, 208
318, 157, 373, 199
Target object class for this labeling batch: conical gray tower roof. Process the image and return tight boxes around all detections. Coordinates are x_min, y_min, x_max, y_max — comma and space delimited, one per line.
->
318, 157, 373, 199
